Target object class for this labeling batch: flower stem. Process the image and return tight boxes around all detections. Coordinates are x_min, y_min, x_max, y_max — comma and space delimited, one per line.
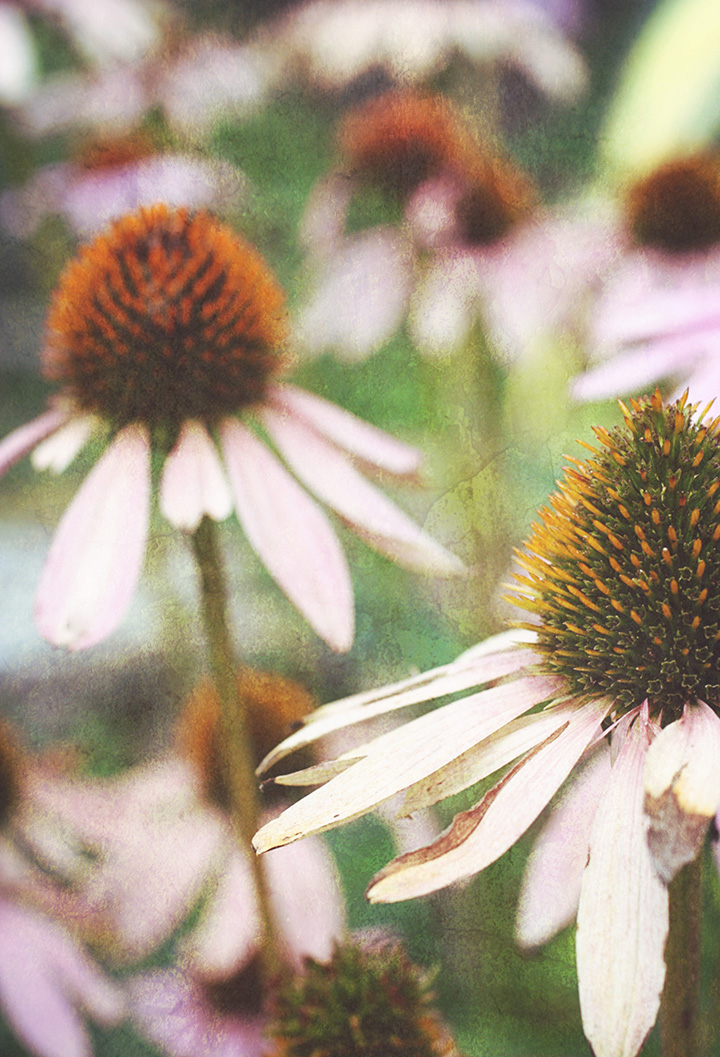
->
660, 852, 703, 1057
191, 515, 281, 980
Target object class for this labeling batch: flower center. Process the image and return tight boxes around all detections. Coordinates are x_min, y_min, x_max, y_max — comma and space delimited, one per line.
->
453, 153, 535, 246
265, 938, 461, 1057
340, 90, 463, 199
511, 391, 720, 719
626, 155, 720, 253
42, 205, 288, 429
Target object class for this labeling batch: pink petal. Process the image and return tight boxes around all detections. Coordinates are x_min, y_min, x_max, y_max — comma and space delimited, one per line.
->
515, 742, 611, 949
268, 384, 421, 477
264, 832, 345, 965
219, 418, 354, 652
257, 645, 538, 776
294, 228, 412, 361
576, 713, 668, 1057
0, 900, 124, 1057
183, 847, 262, 979
260, 405, 462, 575
160, 420, 233, 532
253, 674, 561, 852
409, 251, 480, 357
0, 407, 67, 476
130, 969, 266, 1057
644, 699, 720, 882
35, 424, 150, 649
31, 415, 97, 473
366, 697, 611, 903
299, 174, 354, 255
572, 338, 703, 402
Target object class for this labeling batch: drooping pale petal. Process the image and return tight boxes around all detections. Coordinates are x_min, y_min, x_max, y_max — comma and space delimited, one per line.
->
366, 697, 611, 903
31, 415, 98, 473
644, 699, 720, 882
515, 742, 611, 949
295, 228, 413, 361
408, 251, 479, 357
183, 847, 262, 979
299, 174, 355, 256
257, 645, 538, 776
264, 832, 345, 965
219, 418, 354, 652
268, 384, 421, 477
35, 424, 150, 650
253, 674, 561, 852
572, 336, 704, 402
399, 703, 589, 816
0, 5, 37, 104
0, 900, 124, 1057
260, 406, 463, 575
160, 420, 233, 532
0, 407, 68, 477
576, 713, 668, 1057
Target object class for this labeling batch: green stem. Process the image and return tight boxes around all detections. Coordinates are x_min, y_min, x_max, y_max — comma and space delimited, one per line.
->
660, 852, 703, 1057
191, 516, 281, 980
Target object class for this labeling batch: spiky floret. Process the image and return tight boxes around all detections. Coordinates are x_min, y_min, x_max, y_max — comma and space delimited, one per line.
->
626, 154, 720, 253
510, 391, 720, 719
43, 204, 288, 429
265, 937, 463, 1057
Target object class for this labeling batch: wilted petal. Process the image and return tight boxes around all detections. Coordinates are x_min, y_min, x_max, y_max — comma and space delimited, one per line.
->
257, 645, 538, 776
261, 406, 462, 575
35, 424, 150, 649
253, 674, 561, 852
31, 415, 98, 473
160, 420, 233, 532
295, 228, 412, 361
268, 384, 421, 477
644, 699, 720, 882
576, 713, 668, 1057
366, 697, 611, 903
220, 418, 354, 652
516, 742, 611, 949
0, 407, 68, 476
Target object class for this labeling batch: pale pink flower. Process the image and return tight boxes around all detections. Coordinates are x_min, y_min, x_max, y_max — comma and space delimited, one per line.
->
16, 32, 276, 139
255, 392, 720, 1057
0, 204, 460, 653
574, 154, 720, 404
1, 138, 244, 238
296, 91, 618, 362
265, 0, 587, 98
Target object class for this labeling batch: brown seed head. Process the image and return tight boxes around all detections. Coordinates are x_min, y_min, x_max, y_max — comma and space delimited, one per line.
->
43, 205, 288, 429
626, 154, 720, 253
452, 148, 536, 245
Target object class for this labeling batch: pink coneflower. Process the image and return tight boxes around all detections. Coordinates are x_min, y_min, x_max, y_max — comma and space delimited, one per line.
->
0, 203, 460, 652
0, 721, 125, 1057
296, 89, 617, 363
574, 154, 720, 404
0, 131, 243, 238
255, 390, 720, 1057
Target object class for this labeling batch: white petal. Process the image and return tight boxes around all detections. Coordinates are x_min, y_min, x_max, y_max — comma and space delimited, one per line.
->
0, 407, 67, 476
35, 425, 150, 649
160, 420, 233, 532
253, 674, 561, 852
516, 742, 612, 949
220, 418, 354, 652
257, 646, 539, 777
261, 405, 462, 575
576, 713, 668, 1057
268, 384, 421, 477
31, 415, 98, 473
366, 697, 611, 903
644, 699, 720, 882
